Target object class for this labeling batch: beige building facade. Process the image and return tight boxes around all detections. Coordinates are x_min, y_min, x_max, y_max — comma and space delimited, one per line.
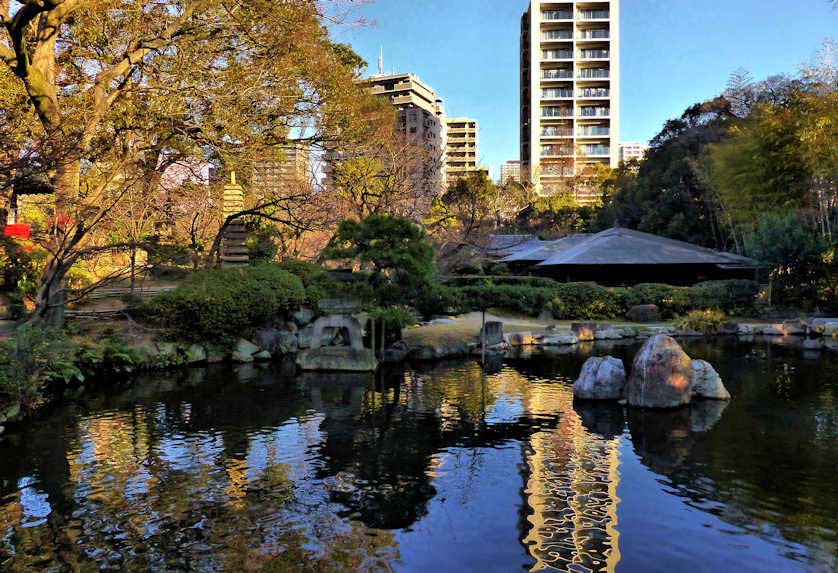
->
520, 0, 620, 204
444, 118, 479, 183
251, 142, 311, 195
500, 160, 523, 184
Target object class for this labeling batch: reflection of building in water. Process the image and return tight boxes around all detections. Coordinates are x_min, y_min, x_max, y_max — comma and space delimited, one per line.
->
518, 378, 622, 572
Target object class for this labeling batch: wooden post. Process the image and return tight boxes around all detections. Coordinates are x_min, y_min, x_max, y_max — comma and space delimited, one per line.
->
481, 307, 486, 366
370, 315, 376, 357
380, 319, 386, 358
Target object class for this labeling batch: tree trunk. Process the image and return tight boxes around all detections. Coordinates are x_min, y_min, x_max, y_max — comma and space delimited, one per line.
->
129, 248, 136, 294
27, 259, 69, 329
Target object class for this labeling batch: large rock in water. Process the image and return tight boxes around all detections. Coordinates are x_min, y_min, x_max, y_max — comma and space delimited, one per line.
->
573, 356, 626, 400
690, 360, 731, 400
481, 321, 504, 346
626, 335, 693, 409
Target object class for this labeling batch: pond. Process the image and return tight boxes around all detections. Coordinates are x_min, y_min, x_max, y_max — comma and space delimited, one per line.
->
0, 337, 836, 572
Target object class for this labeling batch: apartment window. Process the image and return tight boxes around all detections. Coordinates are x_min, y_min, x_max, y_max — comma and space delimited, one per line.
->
579, 106, 610, 117
578, 68, 609, 79
542, 106, 571, 118
542, 49, 573, 60
579, 29, 609, 40
579, 87, 610, 98
580, 49, 610, 59
542, 88, 573, 99
542, 69, 573, 80
542, 30, 572, 40
542, 10, 572, 20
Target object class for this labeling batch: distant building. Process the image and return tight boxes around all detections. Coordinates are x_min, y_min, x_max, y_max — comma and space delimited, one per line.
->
444, 117, 479, 183
619, 141, 648, 163
251, 142, 311, 195
500, 160, 522, 184
520, 0, 621, 196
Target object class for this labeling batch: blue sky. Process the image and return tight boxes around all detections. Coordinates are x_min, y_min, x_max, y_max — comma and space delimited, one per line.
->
334, 1, 837, 178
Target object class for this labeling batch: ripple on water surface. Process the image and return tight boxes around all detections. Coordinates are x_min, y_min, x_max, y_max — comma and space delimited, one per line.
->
0, 341, 836, 572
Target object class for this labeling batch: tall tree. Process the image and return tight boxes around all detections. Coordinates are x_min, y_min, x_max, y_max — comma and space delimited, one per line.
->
0, 0, 367, 326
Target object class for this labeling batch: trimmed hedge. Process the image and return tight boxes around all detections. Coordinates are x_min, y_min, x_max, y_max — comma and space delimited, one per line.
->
448, 278, 760, 320
138, 265, 306, 341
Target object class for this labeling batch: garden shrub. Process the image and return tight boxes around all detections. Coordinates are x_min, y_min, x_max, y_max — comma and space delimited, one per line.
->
366, 306, 417, 344
676, 309, 727, 334
689, 280, 760, 315
0, 327, 81, 412
547, 282, 626, 320
459, 284, 557, 316
445, 275, 560, 289
414, 283, 465, 318
277, 259, 343, 305
138, 264, 306, 341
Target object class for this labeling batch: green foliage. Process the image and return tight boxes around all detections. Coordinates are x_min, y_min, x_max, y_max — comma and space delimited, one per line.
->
413, 284, 465, 318
676, 309, 727, 335
323, 215, 436, 307
624, 283, 687, 317
366, 306, 417, 344
746, 214, 825, 271
444, 275, 561, 289
449, 279, 759, 320
0, 327, 81, 412
690, 280, 762, 314
138, 264, 306, 341
459, 284, 555, 316
546, 283, 626, 320
76, 336, 141, 378
277, 259, 343, 305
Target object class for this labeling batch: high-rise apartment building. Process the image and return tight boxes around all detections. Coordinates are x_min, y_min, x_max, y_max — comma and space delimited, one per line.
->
251, 142, 311, 195
500, 160, 523, 184
619, 141, 648, 163
520, 0, 620, 202
352, 72, 447, 195
444, 118, 479, 183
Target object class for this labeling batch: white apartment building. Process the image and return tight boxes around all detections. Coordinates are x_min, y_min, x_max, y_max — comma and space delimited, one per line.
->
500, 160, 523, 184
619, 141, 648, 163
445, 118, 479, 183
520, 0, 620, 204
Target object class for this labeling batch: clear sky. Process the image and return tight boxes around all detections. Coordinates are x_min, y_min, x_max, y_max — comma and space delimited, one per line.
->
334, 1, 837, 179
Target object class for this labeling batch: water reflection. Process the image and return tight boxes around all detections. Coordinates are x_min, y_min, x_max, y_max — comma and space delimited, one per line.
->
0, 338, 836, 572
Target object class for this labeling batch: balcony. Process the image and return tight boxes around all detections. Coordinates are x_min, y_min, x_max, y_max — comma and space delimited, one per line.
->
579, 10, 609, 20
580, 146, 611, 157
542, 107, 573, 118
579, 29, 610, 40
578, 68, 610, 79
542, 88, 573, 99
578, 107, 610, 118
542, 10, 573, 21
542, 50, 573, 60
541, 145, 574, 157
541, 127, 574, 137
542, 69, 573, 80
577, 126, 610, 137
579, 49, 610, 60
542, 30, 573, 41
578, 88, 610, 98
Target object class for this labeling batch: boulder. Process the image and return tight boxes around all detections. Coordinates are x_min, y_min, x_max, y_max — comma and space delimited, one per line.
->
206, 348, 228, 363
810, 317, 838, 328
573, 356, 627, 400
690, 360, 731, 400
184, 344, 207, 364
297, 325, 314, 349
782, 319, 808, 336
594, 328, 623, 340
572, 322, 596, 342
737, 324, 757, 335
642, 326, 678, 337
255, 327, 283, 353
508, 332, 534, 347
539, 332, 579, 346
625, 335, 693, 409
254, 350, 273, 361
296, 347, 377, 372
803, 338, 824, 351
626, 304, 661, 323
293, 307, 316, 327
538, 310, 555, 322
618, 327, 639, 338
823, 323, 838, 337
383, 340, 410, 364
232, 339, 260, 363
481, 321, 504, 346
761, 324, 785, 336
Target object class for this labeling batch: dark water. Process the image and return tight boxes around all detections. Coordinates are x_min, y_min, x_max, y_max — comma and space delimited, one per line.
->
1, 337, 837, 572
